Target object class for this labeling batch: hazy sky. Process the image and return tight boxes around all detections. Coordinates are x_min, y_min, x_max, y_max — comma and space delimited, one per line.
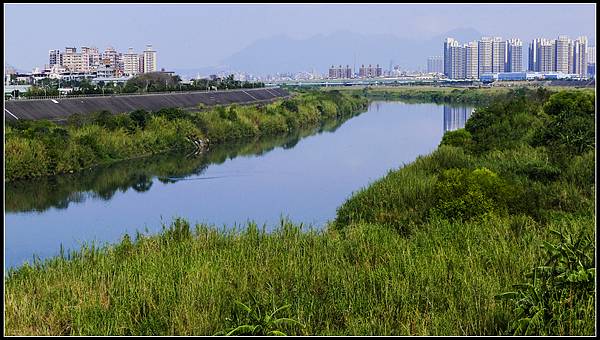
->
4, 3, 596, 71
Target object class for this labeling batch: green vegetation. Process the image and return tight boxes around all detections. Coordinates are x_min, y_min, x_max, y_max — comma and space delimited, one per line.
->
5, 90, 368, 181
495, 229, 595, 336
5, 113, 358, 213
22, 73, 264, 98
4, 87, 595, 335
215, 300, 304, 335
333, 85, 563, 106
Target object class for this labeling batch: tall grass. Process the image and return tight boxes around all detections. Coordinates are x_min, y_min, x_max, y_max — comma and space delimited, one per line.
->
5, 212, 593, 335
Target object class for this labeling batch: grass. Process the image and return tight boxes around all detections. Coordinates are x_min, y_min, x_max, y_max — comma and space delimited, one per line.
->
5, 214, 593, 335
4, 87, 595, 335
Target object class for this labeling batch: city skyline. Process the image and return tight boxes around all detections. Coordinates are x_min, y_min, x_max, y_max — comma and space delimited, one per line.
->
5, 4, 596, 74
443, 34, 592, 80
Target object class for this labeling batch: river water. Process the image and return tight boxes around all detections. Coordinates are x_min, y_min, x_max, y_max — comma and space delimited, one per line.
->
5, 101, 473, 270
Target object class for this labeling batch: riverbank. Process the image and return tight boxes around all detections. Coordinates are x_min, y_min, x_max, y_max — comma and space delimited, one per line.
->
5, 90, 368, 182
6, 112, 361, 214
4, 88, 595, 335
325, 85, 570, 106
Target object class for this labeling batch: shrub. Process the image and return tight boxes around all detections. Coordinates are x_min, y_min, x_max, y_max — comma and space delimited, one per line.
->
534, 91, 595, 158
281, 99, 299, 113
93, 110, 117, 130
129, 109, 151, 129
431, 167, 510, 221
439, 128, 472, 148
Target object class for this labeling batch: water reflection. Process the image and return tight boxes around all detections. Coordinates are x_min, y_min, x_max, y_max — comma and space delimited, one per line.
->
5, 115, 358, 214
443, 105, 475, 132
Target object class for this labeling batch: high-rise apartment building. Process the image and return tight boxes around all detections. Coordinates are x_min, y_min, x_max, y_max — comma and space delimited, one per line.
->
102, 47, 119, 69
358, 64, 382, 78
478, 37, 493, 76
555, 35, 571, 73
443, 38, 457, 78
427, 56, 444, 74
464, 41, 478, 79
61, 47, 89, 72
587, 46, 596, 65
143, 44, 157, 73
81, 46, 100, 73
537, 39, 556, 72
138, 54, 145, 74
49, 49, 62, 67
444, 38, 465, 79
492, 37, 506, 73
506, 38, 523, 72
528, 39, 539, 71
123, 47, 141, 76
328, 65, 352, 79
572, 36, 588, 78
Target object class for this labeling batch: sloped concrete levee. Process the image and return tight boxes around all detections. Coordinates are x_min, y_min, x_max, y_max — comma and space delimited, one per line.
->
4, 87, 290, 122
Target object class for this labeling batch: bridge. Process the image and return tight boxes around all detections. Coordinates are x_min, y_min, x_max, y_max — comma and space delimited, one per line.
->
4, 87, 289, 122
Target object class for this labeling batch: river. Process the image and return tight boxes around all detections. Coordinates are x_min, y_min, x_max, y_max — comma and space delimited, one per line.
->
5, 101, 474, 270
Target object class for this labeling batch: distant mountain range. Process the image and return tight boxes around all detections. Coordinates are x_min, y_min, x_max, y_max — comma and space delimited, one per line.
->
222, 28, 482, 74
174, 27, 483, 77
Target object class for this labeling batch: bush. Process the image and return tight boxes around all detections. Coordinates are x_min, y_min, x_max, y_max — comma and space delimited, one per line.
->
93, 110, 117, 130
129, 109, 151, 129
431, 167, 510, 221
534, 91, 595, 158
439, 129, 472, 148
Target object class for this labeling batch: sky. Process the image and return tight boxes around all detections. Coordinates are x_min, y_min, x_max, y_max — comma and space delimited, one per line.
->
4, 3, 596, 73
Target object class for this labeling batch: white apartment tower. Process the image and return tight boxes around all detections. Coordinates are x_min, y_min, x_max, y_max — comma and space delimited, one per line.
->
62, 47, 89, 72
427, 56, 444, 74
102, 47, 119, 68
444, 38, 465, 79
491, 37, 506, 73
81, 46, 100, 72
587, 46, 595, 65
506, 39, 523, 72
478, 37, 493, 76
143, 44, 157, 73
123, 47, 141, 76
443, 38, 457, 78
528, 39, 539, 71
555, 35, 571, 73
537, 39, 556, 72
464, 41, 479, 79
572, 36, 588, 78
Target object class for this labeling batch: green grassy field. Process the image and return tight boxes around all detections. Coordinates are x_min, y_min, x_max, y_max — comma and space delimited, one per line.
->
4, 87, 595, 335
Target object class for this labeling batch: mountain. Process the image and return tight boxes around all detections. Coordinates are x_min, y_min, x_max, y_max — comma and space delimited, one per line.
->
218, 28, 483, 75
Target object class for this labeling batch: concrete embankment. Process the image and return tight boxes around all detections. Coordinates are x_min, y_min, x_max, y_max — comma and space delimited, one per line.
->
4, 87, 290, 122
